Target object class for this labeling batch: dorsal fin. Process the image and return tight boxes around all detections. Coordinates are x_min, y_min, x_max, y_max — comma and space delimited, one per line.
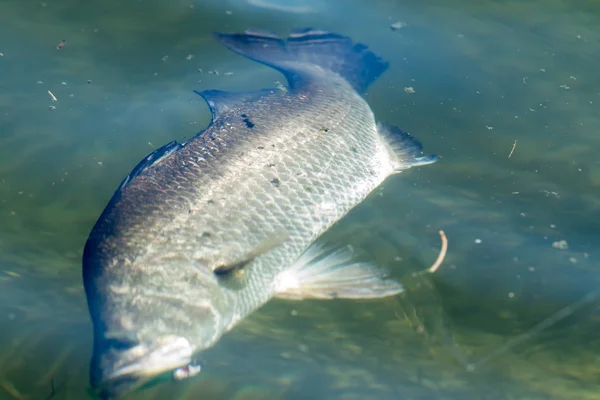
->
194, 89, 278, 121
117, 141, 181, 191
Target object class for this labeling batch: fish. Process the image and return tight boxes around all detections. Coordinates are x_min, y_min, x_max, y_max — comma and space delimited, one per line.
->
82, 27, 438, 398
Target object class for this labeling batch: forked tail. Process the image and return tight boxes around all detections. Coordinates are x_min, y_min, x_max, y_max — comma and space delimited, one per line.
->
214, 28, 389, 93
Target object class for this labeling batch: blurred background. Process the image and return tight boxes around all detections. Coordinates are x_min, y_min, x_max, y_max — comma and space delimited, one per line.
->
0, 0, 599, 398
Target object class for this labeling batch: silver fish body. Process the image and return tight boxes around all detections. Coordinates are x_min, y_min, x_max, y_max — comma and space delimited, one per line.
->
83, 28, 437, 398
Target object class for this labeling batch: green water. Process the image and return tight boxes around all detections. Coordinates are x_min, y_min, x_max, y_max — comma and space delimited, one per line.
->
0, 0, 599, 398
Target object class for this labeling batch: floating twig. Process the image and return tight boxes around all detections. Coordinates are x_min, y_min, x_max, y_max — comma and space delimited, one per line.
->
508, 140, 517, 158
48, 90, 57, 102
56, 40, 66, 50
427, 230, 447, 273
413, 230, 448, 276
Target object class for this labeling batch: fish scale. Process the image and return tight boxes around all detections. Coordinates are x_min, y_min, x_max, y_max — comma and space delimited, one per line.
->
83, 28, 438, 399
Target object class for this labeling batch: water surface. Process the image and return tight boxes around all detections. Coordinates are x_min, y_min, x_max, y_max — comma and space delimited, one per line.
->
0, 0, 599, 399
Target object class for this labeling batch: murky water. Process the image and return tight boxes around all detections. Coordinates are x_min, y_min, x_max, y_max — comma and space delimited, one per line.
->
1, 0, 599, 399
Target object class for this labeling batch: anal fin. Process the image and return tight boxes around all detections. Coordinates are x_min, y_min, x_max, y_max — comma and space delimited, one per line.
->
377, 122, 438, 171
274, 243, 403, 300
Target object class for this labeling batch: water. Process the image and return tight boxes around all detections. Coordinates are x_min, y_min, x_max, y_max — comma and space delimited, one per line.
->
1, 0, 599, 398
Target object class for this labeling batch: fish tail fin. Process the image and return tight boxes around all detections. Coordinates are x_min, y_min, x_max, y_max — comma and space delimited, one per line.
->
214, 28, 389, 93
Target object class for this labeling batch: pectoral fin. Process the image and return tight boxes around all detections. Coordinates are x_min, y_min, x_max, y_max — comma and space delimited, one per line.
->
274, 243, 403, 300
213, 230, 289, 276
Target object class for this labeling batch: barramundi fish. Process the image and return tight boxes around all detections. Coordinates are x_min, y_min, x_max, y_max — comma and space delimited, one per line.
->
82, 27, 438, 398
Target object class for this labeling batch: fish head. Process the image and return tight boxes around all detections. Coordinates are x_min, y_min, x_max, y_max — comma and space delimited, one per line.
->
87, 274, 224, 398
83, 197, 235, 397
90, 333, 195, 398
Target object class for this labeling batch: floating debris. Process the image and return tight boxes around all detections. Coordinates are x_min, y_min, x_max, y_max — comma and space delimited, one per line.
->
186, 54, 194, 61
508, 139, 517, 158
3, 270, 21, 278
559, 84, 570, 90
48, 90, 57, 102
403, 86, 415, 94
390, 21, 407, 31
412, 231, 448, 276
426, 230, 448, 273
161, 55, 169, 62
552, 240, 568, 250
48, 105, 56, 111
56, 40, 66, 50
542, 190, 560, 198
0, 52, 3, 56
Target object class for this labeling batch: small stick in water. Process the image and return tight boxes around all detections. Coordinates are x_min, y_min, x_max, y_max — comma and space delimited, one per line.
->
48, 90, 57, 102
412, 230, 448, 276
508, 140, 517, 158
428, 230, 448, 273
